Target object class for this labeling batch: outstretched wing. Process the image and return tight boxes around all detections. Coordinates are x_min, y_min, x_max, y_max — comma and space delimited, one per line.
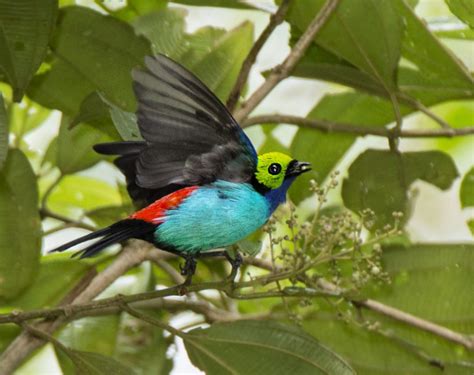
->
136, 54, 257, 183
95, 55, 258, 207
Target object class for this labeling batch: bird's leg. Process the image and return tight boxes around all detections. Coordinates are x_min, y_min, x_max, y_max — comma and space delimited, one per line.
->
224, 251, 243, 282
178, 253, 197, 293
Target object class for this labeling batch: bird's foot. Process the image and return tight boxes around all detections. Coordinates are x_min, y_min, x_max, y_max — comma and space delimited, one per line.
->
225, 251, 243, 283
178, 255, 197, 295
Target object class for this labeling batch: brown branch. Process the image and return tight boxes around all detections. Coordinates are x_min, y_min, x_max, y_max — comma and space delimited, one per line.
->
40, 208, 96, 232
242, 114, 474, 138
354, 299, 474, 351
233, 0, 341, 122
0, 240, 155, 375
226, 0, 291, 112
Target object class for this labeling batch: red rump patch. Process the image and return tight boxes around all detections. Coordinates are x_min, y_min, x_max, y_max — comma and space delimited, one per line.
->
130, 186, 198, 224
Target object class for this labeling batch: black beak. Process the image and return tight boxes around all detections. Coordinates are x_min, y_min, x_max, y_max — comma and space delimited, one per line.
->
286, 160, 311, 177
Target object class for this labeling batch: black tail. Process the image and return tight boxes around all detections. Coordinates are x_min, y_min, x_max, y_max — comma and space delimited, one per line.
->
49, 219, 156, 259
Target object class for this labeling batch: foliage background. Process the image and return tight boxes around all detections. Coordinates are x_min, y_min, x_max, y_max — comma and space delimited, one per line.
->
0, 0, 473, 374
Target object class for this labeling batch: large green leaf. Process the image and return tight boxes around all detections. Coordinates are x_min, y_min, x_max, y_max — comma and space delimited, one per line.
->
0, 0, 57, 101
395, 0, 474, 103
133, 8, 190, 59
185, 22, 253, 102
111, 0, 167, 21
460, 167, 474, 208
290, 92, 408, 204
55, 348, 134, 375
57, 116, 113, 174
288, 0, 474, 106
342, 150, 459, 228
4, 255, 93, 310
27, 6, 151, 114
0, 149, 41, 299
287, 0, 403, 91
303, 244, 474, 374
446, 0, 474, 28
114, 312, 172, 375
0, 95, 7, 170
184, 320, 355, 374
48, 175, 122, 218
134, 8, 253, 101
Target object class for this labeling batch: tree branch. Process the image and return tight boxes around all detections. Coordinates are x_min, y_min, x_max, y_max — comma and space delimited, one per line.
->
226, 0, 291, 112
354, 299, 474, 351
40, 208, 96, 232
0, 240, 155, 375
242, 114, 474, 138
233, 0, 341, 122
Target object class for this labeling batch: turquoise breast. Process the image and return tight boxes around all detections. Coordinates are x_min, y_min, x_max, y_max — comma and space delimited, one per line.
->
155, 181, 270, 253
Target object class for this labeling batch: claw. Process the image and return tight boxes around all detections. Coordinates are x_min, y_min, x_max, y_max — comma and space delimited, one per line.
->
225, 251, 243, 282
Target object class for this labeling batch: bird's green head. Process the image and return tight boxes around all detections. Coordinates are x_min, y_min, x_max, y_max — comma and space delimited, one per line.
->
255, 152, 311, 190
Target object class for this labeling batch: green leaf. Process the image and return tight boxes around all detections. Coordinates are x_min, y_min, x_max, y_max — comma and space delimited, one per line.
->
342, 150, 459, 228
287, 0, 403, 90
27, 6, 151, 114
184, 320, 355, 375
4, 255, 93, 310
290, 92, 406, 204
0, 95, 7, 169
394, 0, 474, 102
468, 219, 474, 235
435, 27, 474, 40
99, 94, 141, 141
0, 0, 57, 101
460, 167, 474, 208
56, 348, 134, 375
133, 8, 190, 59
57, 116, 113, 174
70, 92, 117, 137
303, 244, 474, 374
48, 175, 122, 218
188, 21, 252, 101
87, 205, 133, 227
446, 0, 474, 28
9, 98, 51, 137
59, 316, 121, 357
114, 312, 172, 375
112, 0, 167, 21
0, 149, 41, 299
134, 8, 253, 102
236, 239, 262, 257
289, 0, 473, 106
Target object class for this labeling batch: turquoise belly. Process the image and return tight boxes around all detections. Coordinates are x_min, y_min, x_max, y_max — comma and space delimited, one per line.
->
155, 181, 270, 253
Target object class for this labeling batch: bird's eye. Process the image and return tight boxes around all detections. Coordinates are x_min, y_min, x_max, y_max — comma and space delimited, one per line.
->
268, 163, 282, 175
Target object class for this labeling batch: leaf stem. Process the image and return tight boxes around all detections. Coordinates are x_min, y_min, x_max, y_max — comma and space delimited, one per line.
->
242, 114, 474, 138
227, 0, 291, 112
233, 0, 342, 122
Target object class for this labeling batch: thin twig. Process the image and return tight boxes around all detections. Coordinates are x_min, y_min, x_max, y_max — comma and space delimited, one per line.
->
226, 0, 291, 112
233, 0, 342, 122
120, 302, 183, 337
242, 114, 473, 138
40, 208, 96, 232
400, 94, 453, 130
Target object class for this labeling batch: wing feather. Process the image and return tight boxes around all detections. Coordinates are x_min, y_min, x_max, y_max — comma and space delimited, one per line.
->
95, 54, 257, 206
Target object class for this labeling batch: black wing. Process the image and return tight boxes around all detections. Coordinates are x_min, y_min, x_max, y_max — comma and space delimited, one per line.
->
95, 55, 257, 207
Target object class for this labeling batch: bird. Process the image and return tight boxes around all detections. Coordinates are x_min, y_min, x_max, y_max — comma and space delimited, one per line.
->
50, 54, 311, 284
